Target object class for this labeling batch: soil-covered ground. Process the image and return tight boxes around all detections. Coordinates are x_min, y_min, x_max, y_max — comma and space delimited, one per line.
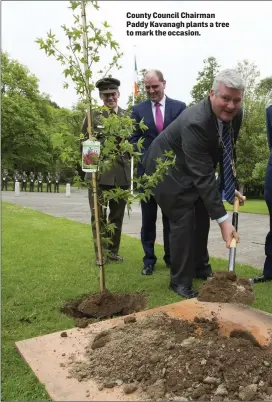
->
197, 272, 255, 305
60, 290, 147, 327
68, 313, 272, 401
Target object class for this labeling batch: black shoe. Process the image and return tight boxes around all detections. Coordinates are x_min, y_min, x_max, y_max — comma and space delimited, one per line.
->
165, 262, 172, 269
142, 264, 154, 275
253, 275, 272, 283
108, 252, 124, 262
195, 271, 213, 280
169, 283, 198, 298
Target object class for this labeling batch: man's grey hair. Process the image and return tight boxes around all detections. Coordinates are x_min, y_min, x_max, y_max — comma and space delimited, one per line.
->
144, 69, 165, 82
212, 69, 245, 95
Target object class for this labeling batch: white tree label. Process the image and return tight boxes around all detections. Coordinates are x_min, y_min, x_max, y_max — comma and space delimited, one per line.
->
82, 139, 101, 173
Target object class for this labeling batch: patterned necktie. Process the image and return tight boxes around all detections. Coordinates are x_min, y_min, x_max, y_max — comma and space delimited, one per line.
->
155, 102, 164, 133
222, 122, 236, 204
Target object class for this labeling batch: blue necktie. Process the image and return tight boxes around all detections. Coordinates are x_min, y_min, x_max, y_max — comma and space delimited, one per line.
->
222, 122, 235, 204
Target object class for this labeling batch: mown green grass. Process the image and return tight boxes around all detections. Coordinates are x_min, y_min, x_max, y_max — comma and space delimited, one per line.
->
2, 202, 271, 401
224, 199, 269, 215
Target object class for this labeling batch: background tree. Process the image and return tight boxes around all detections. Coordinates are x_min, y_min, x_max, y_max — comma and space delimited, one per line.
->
235, 60, 269, 195
256, 76, 272, 104
1, 52, 53, 172
1, 51, 87, 183
190, 56, 221, 105
48, 103, 85, 182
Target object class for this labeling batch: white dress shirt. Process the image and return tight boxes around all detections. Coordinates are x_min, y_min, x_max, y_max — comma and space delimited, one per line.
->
151, 95, 166, 124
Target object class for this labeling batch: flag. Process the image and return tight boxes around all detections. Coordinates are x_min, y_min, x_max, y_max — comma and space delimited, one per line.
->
134, 55, 138, 98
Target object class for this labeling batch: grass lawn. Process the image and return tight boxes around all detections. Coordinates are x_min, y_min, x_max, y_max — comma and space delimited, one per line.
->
2, 202, 272, 401
224, 199, 269, 215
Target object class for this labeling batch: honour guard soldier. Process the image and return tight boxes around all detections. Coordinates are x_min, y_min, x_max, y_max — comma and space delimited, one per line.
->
37, 172, 43, 192
21, 171, 27, 192
46, 172, 52, 192
54, 172, 60, 193
81, 77, 130, 264
29, 172, 35, 192
1, 169, 9, 191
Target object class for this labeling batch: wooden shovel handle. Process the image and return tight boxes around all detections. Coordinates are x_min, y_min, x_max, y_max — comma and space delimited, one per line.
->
233, 195, 246, 213
230, 237, 237, 248
230, 194, 246, 248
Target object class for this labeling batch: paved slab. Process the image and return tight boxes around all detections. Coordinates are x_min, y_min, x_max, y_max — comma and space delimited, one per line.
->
15, 300, 272, 401
2, 190, 268, 269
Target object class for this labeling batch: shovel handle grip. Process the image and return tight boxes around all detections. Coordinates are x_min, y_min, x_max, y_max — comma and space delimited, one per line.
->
230, 237, 237, 248
228, 195, 246, 272
233, 195, 246, 213
232, 195, 246, 230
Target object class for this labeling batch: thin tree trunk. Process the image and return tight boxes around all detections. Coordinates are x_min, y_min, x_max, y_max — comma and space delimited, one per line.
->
81, 0, 105, 292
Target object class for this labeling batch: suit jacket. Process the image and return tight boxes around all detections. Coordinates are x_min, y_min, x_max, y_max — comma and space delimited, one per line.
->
81, 106, 131, 187
143, 97, 243, 222
265, 105, 272, 200
130, 96, 186, 176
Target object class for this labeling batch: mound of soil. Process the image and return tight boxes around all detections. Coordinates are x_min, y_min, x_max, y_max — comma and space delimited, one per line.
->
197, 272, 255, 304
60, 290, 147, 326
68, 313, 272, 401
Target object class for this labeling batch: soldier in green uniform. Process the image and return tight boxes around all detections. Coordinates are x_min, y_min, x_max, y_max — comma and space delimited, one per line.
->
1, 169, 9, 191
54, 172, 60, 193
81, 78, 130, 264
29, 171, 35, 192
37, 172, 43, 192
46, 172, 52, 192
21, 171, 27, 192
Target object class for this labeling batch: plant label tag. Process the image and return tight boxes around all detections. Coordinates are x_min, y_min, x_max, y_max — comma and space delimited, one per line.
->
82, 139, 101, 173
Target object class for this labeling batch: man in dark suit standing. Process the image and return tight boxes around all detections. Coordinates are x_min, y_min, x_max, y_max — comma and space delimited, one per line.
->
253, 103, 272, 283
82, 78, 130, 264
143, 69, 244, 298
130, 70, 186, 275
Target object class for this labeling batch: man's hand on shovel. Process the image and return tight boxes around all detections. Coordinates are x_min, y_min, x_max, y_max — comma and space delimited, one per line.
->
235, 190, 245, 206
220, 193, 246, 248
219, 220, 240, 248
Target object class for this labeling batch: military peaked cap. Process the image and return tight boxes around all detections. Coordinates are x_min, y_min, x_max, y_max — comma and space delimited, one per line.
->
95, 77, 120, 94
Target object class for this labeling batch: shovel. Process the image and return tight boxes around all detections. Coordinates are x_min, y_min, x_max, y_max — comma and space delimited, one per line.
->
207, 194, 246, 280
228, 195, 256, 289
228, 195, 241, 272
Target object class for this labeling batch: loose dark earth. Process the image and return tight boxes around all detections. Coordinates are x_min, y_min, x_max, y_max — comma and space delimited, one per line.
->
67, 313, 272, 401
197, 272, 255, 305
60, 290, 147, 327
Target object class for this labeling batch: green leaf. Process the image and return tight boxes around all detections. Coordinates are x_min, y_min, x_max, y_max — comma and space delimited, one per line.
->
69, 1, 80, 11
74, 43, 81, 52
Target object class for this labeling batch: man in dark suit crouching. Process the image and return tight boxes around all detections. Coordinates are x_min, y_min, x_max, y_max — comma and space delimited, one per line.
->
143, 69, 244, 298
